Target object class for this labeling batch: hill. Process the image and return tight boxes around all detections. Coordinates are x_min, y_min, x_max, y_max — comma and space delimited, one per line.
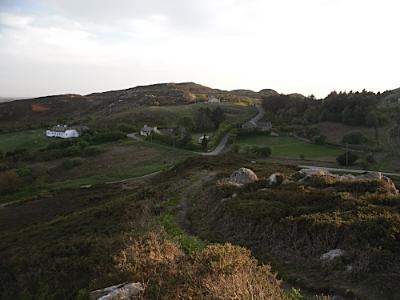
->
0, 82, 265, 130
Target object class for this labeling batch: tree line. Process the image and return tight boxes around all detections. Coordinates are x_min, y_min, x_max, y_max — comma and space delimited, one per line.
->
263, 90, 388, 127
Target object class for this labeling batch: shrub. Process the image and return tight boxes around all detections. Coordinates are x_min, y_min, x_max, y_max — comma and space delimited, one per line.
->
366, 154, 376, 164
90, 131, 126, 144
242, 146, 271, 158
313, 135, 327, 145
257, 146, 272, 157
117, 123, 136, 133
46, 140, 74, 150
336, 151, 358, 166
0, 170, 22, 194
16, 166, 32, 177
61, 158, 82, 170
82, 146, 103, 157
231, 144, 240, 154
116, 232, 285, 299
342, 131, 368, 145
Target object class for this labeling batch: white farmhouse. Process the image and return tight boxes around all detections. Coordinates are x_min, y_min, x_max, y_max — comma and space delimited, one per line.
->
140, 125, 160, 136
208, 95, 221, 104
46, 125, 80, 139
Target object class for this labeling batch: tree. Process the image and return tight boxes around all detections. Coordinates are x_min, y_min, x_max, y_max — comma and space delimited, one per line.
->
194, 108, 214, 132
177, 126, 192, 145
201, 134, 209, 151
336, 151, 358, 166
313, 135, 326, 145
342, 131, 368, 145
211, 106, 225, 129
177, 117, 194, 131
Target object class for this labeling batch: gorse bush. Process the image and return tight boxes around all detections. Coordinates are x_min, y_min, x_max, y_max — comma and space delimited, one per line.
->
116, 231, 285, 299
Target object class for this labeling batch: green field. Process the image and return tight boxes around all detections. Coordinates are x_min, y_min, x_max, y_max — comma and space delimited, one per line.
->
236, 135, 343, 161
0, 129, 50, 153
98, 102, 256, 129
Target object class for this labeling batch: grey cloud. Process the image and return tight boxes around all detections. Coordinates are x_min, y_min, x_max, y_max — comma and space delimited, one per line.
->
31, 0, 213, 30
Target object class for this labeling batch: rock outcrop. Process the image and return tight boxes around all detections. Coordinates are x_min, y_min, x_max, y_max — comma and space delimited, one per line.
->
320, 249, 345, 262
267, 173, 285, 186
297, 168, 398, 194
225, 168, 258, 186
90, 282, 144, 300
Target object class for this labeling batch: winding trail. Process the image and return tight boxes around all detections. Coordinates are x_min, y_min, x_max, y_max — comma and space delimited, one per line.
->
176, 172, 217, 234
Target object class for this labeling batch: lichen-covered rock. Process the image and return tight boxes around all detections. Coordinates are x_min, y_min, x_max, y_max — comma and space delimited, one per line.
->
359, 172, 382, 180
267, 173, 285, 186
227, 168, 258, 186
320, 249, 345, 262
90, 282, 144, 300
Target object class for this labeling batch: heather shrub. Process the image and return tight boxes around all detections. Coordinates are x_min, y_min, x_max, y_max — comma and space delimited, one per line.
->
116, 232, 285, 299
0, 170, 22, 194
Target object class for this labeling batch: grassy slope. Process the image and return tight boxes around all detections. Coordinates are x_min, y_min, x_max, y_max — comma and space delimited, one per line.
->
0, 129, 50, 153
236, 135, 343, 161
91, 102, 255, 129
0, 140, 192, 205
2, 153, 400, 299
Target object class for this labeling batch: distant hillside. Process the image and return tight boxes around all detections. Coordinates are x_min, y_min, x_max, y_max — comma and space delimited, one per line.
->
0, 97, 29, 103
0, 82, 274, 129
381, 87, 400, 103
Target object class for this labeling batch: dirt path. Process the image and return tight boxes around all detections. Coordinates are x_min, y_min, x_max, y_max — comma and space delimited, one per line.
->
176, 172, 217, 234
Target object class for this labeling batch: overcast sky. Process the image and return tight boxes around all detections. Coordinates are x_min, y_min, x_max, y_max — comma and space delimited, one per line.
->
0, 0, 399, 98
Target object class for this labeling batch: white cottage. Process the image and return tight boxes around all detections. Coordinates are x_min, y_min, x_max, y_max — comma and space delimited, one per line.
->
46, 125, 80, 139
140, 125, 160, 136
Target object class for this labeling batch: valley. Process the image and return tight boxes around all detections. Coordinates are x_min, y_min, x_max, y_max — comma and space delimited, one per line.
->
1, 82, 400, 299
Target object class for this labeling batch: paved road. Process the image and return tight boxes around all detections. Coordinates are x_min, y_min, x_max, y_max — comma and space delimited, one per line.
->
127, 132, 143, 142
299, 164, 400, 177
200, 104, 265, 156
127, 104, 266, 157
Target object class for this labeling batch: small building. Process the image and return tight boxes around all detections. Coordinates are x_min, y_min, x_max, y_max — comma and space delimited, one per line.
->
208, 95, 221, 104
46, 125, 80, 139
241, 120, 257, 129
256, 121, 272, 132
158, 127, 176, 136
241, 120, 272, 132
140, 125, 160, 136
198, 135, 209, 144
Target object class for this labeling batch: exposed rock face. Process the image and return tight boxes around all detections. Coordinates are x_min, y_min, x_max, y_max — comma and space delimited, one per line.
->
90, 282, 144, 300
320, 249, 345, 262
267, 173, 285, 186
299, 168, 330, 177
297, 168, 398, 194
227, 168, 258, 186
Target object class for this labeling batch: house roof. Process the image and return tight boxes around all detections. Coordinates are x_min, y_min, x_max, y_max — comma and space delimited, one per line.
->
141, 126, 154, 133
48, 125, 84, 133
256, 121, 272, 127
